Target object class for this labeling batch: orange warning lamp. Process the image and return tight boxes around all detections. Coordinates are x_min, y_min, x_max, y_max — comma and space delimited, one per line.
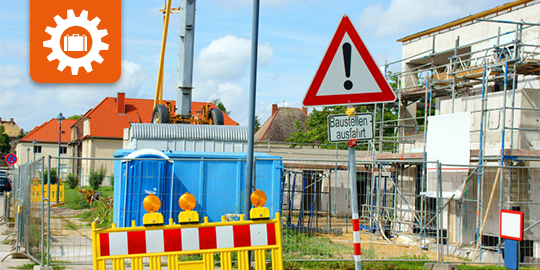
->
143, 193, 161, 213
179, 192, 197, 211
250, 189, 267, 207
178, 192, 199, 224
250, 189, 270, 220
142, 194, 164, 226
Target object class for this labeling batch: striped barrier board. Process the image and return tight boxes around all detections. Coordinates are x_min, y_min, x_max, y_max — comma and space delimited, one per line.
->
92, 213, 283, 270
30, 184, 64, 203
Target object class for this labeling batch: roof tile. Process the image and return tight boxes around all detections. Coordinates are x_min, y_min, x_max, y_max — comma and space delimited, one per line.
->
19, 119, 77, 143
73, 97, 238, 139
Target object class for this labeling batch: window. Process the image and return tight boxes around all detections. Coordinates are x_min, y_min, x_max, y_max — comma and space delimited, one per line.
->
34, 146, 42, 154
60, 147, 67, 155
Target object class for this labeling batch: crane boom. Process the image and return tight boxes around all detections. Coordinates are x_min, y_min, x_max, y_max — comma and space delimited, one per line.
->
153, 0, 172, 109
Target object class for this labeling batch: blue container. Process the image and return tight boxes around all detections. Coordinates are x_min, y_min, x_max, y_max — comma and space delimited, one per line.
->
112, 149, 283, 227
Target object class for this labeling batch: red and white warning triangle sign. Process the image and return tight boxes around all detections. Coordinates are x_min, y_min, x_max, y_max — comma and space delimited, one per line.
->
302, 15, 396, 107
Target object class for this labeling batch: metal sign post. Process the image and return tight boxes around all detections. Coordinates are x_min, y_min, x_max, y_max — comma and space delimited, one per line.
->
347, 138, 362, 269
305, 14, 396, 270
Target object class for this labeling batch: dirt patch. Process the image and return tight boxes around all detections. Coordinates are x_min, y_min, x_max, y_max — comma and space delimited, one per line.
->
49, 208, 92, 239
327, 229, 437, 260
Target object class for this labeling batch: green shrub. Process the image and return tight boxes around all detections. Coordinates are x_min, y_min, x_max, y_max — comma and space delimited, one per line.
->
65, 190, 90, 210
77, 197, 113, 228
43, 169, 58, 185
108, 173, 114, 187
66, 173, 79, 189
89, 165, 106, 190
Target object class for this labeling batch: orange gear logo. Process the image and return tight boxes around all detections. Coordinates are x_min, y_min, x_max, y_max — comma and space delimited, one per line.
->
30, 0, 121, 83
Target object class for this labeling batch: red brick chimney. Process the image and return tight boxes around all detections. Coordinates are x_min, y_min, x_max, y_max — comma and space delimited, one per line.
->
302, 107, 308, 115
117, 92, 125, 114
272, 104, 278, 115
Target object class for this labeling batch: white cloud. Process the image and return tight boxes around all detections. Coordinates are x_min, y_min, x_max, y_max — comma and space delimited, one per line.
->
358, 0, 496, 38
0, 41, 29, 60
0, 60, 152, 131
195, 35, 273, 80
192, 80, 249, 125
0, 65, 26, 89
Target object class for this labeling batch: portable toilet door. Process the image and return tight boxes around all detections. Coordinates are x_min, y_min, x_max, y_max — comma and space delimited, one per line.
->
119, 149, 173, 227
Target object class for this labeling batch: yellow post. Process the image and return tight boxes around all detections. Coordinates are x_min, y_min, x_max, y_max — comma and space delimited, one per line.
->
91, 222, 98, 270
167, 255, 178, 270
149, 255, 161, 270
272, 213, 284, 270
238, 250, 249, 270
203, 253, 214, 270
255, 249, 267, 270
220, 252, 232, 270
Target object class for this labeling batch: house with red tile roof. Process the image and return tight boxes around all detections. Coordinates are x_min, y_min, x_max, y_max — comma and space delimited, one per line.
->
15, 118, 77, 172
69, 93, 238, 185
255, 104, 308, 142
0, 117, 22, 154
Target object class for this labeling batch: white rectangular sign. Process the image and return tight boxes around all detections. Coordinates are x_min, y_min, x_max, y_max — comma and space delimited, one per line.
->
500, 209, 523, 241
327, 113, 373, 143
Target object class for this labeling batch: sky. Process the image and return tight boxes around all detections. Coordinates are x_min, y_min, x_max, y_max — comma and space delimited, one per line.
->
0, 0, 511, 132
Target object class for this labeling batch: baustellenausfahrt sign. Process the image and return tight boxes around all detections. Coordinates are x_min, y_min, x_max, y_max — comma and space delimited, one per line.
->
327, 113, 373, 143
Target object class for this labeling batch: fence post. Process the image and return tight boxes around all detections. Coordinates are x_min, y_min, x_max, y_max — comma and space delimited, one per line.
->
40, 157, 45, 266
47, 156, 51, 267
437, 161, 444, 263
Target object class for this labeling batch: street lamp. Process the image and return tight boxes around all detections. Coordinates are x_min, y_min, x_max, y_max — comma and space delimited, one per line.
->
33, 139, 37, 161
55, 112, 65, 203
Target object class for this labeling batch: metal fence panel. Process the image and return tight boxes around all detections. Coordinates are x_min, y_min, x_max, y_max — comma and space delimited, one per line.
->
8, 155, 540, 267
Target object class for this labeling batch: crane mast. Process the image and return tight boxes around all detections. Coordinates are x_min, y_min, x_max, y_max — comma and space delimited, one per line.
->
152, 0, 224, 125
177, 0, 195, 118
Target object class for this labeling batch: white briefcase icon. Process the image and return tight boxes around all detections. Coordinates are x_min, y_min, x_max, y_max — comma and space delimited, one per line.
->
63, 34, 87, 52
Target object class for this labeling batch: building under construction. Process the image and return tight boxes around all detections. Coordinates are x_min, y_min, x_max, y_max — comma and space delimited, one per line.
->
278, 0, 540, 263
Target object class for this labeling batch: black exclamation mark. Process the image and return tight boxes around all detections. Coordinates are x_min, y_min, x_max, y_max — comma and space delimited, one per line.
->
342, 42, 353, 90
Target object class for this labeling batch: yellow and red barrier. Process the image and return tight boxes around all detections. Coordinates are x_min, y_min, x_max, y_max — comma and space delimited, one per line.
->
30, 182, 64, 203
92, 190, 284, 270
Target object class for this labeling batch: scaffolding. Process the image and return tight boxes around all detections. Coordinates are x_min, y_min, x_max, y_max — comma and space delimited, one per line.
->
360, 4, 540, 261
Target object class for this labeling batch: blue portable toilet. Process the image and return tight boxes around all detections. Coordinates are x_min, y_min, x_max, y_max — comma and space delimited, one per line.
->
113, 149, 173, 227
113, 149, 283, 227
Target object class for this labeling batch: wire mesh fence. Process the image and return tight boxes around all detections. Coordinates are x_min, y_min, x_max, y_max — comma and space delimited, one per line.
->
9, 158, 46, 265
7, 154, 540, 267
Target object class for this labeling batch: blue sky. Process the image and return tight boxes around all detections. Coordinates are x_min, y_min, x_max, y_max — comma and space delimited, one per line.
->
0, 0, 509, 131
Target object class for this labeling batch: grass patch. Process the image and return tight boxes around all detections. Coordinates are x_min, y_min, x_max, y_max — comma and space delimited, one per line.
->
63, 186, 113, 210
62, 218, 84, 230
76, 198, 113, 228
10, 262, 65, 270
63, 189, 90, 210
285, 261, 540, 270
283, 228, 374, 260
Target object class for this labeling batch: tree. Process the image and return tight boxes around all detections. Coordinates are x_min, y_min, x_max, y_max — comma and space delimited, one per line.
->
0, 126, 10, 154
68, 114, 83, 120
210, 98, 231, 115
286, 106, 346, 147
254, 115, 261, 132
16, 129, 28, 141
287, 72, 401, 149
